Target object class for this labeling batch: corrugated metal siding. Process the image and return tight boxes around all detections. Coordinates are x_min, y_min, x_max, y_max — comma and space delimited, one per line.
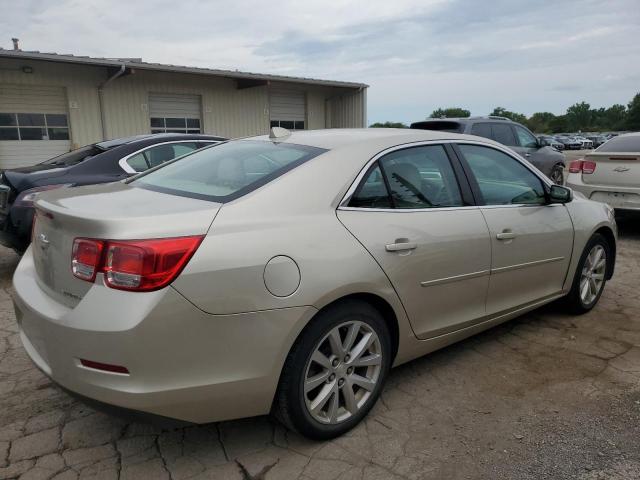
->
0, 84, 67, 113
0, 59, 104, 149
149, 93, 201, 118
327, 89, 367, 128
269, 89, 306, 122
0, 141, 70, 169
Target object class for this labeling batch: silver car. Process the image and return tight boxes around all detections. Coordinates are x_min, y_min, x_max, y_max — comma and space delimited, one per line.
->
567, 132, 640, 211
13, 128, 617, 439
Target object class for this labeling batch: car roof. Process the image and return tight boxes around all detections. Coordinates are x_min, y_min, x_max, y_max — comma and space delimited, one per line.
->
245, 128, 504, 150
97, 133, 226, 149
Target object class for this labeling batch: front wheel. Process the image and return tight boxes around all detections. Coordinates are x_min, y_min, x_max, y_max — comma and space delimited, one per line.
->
274, 300, 391, 439
564, 233, 610, 314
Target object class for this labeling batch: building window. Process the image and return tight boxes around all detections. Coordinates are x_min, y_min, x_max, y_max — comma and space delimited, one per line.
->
270, 120, 305, 130
0, 113, 70, 141
150, 117, 201, 134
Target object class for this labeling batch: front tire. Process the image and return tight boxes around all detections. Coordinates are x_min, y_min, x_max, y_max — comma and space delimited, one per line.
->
564, 233, 610, 314
550, 164, 565, 185
274, 299, 391, 440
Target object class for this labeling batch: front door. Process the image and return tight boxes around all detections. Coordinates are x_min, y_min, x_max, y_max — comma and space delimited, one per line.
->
337, 143, 491, 339
455, 143, 574, 314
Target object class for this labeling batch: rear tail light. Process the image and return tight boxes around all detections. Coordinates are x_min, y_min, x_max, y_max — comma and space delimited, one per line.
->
568, 159, 596, 174
72, 235, 203, 291
72, 239, 104, 282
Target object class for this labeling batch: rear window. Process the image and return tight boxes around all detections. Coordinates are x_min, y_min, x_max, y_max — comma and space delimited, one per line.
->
410, 121, 464, 133
40, 145, 103, 167
132, 140, 326, 202
596, 135, 640, 153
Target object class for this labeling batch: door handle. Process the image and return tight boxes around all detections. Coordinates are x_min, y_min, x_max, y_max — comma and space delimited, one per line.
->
496, 230, 516, 240
385, 240, 417, 252
525, 153, 531, 158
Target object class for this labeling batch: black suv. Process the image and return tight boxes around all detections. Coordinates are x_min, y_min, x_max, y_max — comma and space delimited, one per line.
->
411, 116, 566, 184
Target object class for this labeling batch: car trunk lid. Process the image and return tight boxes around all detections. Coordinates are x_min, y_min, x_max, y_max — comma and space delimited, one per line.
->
581, 151, 640, 187
31, 181, 220, 307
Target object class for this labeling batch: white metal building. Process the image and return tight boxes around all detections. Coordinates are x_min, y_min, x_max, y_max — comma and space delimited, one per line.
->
0, 48, 368, 169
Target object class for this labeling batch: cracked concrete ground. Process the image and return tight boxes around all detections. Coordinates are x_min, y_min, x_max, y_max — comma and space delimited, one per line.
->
1, 220, 639, 480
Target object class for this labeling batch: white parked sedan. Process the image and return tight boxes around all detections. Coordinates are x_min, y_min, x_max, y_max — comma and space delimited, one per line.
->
567, 132, 640, 212
13, 128, 616, 439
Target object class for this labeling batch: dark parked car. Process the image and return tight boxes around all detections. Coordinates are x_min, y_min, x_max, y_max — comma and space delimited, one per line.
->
410, 116, 566, 184
538, 135, 564, 151
0, 133, 225, 252
555, 136, 583, 150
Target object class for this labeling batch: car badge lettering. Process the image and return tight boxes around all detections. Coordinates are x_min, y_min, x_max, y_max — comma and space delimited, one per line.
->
613, 166, 630, 172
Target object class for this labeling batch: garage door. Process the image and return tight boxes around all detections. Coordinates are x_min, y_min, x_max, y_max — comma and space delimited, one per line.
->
270, 89, 306, 130
149, 93, 202, 134
0, 84, 71, 169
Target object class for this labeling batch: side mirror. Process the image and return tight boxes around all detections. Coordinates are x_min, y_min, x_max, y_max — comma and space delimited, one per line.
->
538, 138, 548, 147
549, 184, 572, 203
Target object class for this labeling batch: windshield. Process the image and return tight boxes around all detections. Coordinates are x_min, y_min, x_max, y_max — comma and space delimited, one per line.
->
39, 145, 104, 167
132, 140, 327, 202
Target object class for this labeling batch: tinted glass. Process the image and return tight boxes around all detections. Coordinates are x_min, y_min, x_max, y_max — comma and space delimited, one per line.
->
127, 152, 150, 172
596, 135, 640, 153
150, 117, 165, 127
17, 113, 45, 126
349, 165, 391, 208
47, 128, 70, 140
40, 145, 102, 166
470, 123, 492, 139
0, 113, 17, 126
491, 124, 517, 146
19, 127, 46, 140
0, 127, 19, 140
380, 145, 463, 208
514, 125, 538, 148
45, 114, 68, 127
459, 144, 545, 205
172, 143, 198, 158
165, 118, 186, 128
133, 140, 326, 202
186, 118, 200, 128
411, 121, 464, 133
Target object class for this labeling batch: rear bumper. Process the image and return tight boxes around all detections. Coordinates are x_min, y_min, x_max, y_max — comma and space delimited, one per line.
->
13, 247, 316, 423
567, 174, 640, 211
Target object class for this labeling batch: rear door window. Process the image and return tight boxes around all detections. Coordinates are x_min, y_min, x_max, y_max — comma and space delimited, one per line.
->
470, 123, 492, 139
491, 124, 518, 146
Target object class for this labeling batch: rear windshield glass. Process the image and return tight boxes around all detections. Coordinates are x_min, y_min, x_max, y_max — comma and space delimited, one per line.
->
596, 135, 640, 153
40, 145, 103, 167
410, 121, 463, 133
132, 140, 326, 202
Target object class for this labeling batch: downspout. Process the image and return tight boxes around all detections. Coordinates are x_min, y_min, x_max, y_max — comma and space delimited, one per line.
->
98, 64, 126, 140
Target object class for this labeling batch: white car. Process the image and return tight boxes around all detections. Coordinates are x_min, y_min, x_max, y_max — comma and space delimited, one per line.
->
567, 132, 640, 212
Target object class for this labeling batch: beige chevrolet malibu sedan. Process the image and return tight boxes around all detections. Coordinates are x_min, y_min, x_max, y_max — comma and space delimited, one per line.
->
13, 128, 616, 439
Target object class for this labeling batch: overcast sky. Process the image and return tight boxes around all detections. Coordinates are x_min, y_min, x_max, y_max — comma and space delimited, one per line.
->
2, 0, 640, 125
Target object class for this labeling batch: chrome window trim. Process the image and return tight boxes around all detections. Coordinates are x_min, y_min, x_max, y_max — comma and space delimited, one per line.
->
337, 138, 553, 213
118, 140, 220, 174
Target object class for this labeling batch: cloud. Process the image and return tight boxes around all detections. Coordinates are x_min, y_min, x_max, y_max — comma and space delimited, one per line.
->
1, 0, 639, 124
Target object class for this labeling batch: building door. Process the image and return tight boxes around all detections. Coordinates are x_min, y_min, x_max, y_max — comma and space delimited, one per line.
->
269, 89, 306, 130
149, 93, 202, 134
0, 84, 71, 169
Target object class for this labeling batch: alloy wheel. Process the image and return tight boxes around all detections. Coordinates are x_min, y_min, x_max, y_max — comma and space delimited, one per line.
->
579, 244, 606, 305
551, 167, 564, 185
303, 321, 383, 425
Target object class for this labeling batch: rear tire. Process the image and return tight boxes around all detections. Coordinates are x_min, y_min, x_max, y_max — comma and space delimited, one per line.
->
274, 299, 391, 440
564, 233, 610, 314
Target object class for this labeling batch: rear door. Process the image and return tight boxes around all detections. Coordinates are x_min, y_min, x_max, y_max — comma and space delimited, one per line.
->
337, 143, 491, 339
454, 143, 573, 314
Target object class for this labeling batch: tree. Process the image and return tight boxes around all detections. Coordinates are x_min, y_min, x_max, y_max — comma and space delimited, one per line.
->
369, 121, 407, 128
527, 112, 556, 133
626, 93, 640, 131
548, 115, 568, 133
490, 107, 527, 125
429, 107, 470, 118
566, 101, 592, 131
